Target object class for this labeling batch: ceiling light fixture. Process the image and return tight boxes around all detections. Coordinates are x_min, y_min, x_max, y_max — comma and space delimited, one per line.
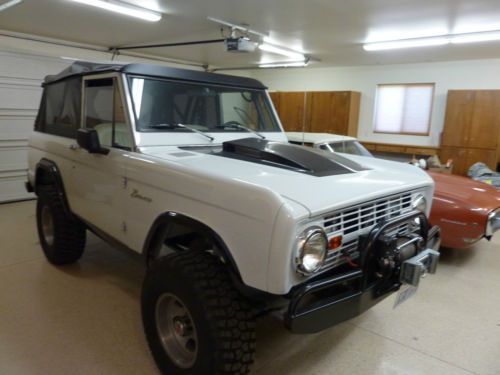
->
364, 29, 500, 51
450, 31, 500, 44
258, 43, 305, 60
0, 0, 22, 12
70, 0, 162, 22
259, 61, 310, 68
363, 37, 449, 51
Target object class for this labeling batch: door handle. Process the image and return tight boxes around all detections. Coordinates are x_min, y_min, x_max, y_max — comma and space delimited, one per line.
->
69, 144, 79, 150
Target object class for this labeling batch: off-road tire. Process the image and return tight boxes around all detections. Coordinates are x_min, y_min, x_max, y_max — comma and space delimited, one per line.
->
142, 251, 256, 375
36, 185, 86, 264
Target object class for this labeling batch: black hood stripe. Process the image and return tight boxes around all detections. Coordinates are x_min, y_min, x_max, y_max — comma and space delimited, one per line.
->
184, 138, 368, 177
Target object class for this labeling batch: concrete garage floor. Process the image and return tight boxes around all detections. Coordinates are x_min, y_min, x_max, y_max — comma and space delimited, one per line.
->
1, 200, 499, 375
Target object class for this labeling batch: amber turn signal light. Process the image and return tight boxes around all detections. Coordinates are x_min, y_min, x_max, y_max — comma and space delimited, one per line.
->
329, 235, 343, 250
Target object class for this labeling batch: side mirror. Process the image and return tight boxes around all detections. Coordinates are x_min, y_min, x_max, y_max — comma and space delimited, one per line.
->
77, 128, 109, 155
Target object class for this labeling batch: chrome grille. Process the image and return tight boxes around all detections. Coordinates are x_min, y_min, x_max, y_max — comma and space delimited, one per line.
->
320, 192, 414, 272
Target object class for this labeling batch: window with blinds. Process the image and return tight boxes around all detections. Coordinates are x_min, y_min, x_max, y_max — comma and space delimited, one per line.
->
373, 83, 434, 135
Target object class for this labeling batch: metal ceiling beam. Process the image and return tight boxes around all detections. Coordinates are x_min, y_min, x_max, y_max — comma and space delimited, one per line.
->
111, 38, 225, 51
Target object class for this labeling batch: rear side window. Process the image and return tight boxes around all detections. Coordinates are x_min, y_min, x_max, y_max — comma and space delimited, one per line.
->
35, 77, 81, 138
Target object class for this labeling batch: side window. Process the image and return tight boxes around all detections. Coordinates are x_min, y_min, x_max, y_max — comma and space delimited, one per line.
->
84, 78, 132, 149
35, 77, 81, 138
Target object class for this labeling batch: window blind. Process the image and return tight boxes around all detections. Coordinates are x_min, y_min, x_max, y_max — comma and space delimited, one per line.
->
374, 83, 434, 135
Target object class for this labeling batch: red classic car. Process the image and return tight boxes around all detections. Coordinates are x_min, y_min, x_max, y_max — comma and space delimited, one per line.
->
428, 171, 500, 248
287, 132, 500, 249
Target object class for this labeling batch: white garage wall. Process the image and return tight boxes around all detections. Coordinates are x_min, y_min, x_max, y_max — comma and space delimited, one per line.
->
252, 58, 500, 147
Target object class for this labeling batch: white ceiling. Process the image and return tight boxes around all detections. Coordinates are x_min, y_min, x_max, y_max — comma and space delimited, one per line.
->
2, 0, 500, 68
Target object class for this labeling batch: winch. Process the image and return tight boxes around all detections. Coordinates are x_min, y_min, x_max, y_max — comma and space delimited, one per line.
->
374, 232, 439, 288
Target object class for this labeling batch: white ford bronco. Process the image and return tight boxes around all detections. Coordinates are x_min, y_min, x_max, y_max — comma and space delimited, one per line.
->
27, 61, 440, 375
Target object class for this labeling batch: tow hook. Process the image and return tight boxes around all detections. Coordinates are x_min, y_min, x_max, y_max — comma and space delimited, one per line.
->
400, 249, 440, 287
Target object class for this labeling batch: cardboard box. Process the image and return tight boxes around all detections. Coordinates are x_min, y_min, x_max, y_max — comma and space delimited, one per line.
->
428, 166, 453, 174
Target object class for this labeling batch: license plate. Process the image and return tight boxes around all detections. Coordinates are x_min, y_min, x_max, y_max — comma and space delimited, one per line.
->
393, 284, 418, 309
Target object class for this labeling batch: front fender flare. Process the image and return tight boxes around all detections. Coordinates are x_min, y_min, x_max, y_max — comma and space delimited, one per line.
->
142, 211, 241, 280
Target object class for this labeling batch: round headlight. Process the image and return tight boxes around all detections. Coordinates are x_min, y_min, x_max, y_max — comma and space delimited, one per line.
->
412, 194, 427, 213
296, 227, 327, 275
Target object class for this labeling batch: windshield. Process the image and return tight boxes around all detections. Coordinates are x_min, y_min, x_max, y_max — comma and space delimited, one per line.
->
128, 76, 280, 133
326, 141, 373, 157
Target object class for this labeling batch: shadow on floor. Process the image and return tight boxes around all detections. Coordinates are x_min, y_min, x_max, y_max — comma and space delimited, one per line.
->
438, 246, 478, 266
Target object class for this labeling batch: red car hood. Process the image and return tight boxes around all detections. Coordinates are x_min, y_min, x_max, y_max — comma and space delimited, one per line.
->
428, 171, 500, 210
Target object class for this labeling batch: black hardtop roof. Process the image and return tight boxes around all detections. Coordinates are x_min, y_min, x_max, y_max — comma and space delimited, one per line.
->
43, 61, 267, 89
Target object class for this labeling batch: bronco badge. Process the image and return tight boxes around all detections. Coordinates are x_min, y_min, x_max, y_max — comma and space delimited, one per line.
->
131, 189, 152, 203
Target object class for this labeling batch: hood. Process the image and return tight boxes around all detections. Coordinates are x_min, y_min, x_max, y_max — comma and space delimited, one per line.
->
140, 141, 433, 216
429, 171, 500, 210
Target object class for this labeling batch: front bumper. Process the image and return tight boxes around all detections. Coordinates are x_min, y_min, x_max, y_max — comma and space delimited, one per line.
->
285, 211, 440, 334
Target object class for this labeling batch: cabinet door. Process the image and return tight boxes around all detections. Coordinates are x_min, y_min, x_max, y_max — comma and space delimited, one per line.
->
439, 146, 468, 176
441, 91, 474, 147
272, 92, 307, 132
269, 92, 280, 113
330, 92, 352, 135
308, 92, 335, 133
468, 90, 500, 149
346, 91, 361, 137
440, 146, 497, 176
308, 91, 352, 135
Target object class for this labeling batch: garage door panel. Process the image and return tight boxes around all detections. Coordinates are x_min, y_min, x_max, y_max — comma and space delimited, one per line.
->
0, 52, 68, 80
0, 111, 36, 140
0, 51, 67, 202
0, 146, 29, 169
0, 172, 33, 202
0, 146, 33, 202
0, 83, 41, 110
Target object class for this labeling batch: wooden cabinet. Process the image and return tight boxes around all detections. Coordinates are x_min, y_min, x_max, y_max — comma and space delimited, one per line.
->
440, 90, 500, 175
269, 92, 307, 132
440, 146, 497, 176
270, 91, 361, 136
362, 142, 439, 157
441, 91, 474, 148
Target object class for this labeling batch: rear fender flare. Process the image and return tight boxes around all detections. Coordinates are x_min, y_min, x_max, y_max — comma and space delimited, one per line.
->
34, 158, 71, 214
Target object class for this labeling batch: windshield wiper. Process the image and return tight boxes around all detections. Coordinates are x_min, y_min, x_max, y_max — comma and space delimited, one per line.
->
217, 122, 266, 139
146, 123, 214, 142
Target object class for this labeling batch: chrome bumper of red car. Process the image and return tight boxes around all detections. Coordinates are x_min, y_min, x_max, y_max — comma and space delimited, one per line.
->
486, 209, 500, 238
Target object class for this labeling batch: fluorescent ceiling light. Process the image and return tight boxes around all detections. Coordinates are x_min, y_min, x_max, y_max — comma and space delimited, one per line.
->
259, 61, 309, 68
70, 0, 161, 22
0, 0, 22, 12
60, 56, 80, 61
363, 37, 449, 51
364, 29, 500, 51
258, 43, 305, 60
451, 31, 500, 44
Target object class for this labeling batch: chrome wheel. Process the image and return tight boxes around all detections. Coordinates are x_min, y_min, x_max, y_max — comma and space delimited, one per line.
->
155, 293, 198, 369
41, 205, 54, 246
